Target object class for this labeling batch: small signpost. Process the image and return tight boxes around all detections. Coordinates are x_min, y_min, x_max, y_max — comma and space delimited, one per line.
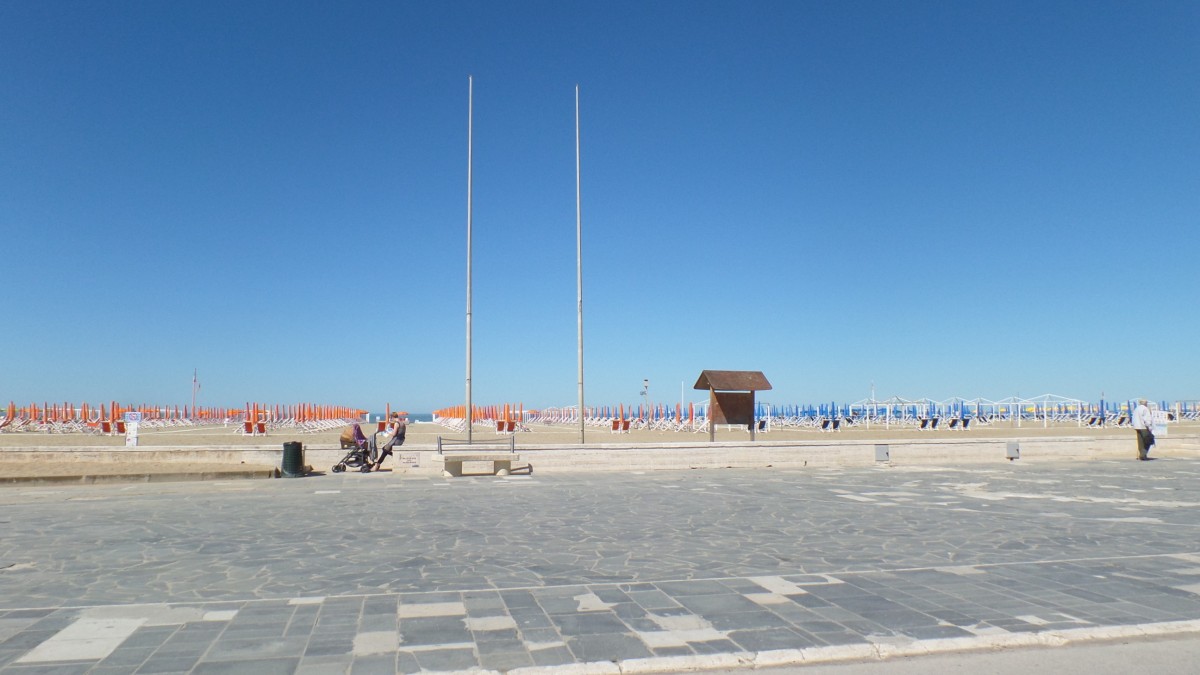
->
123, 411, 142, 447
1152, 409, 1169, 437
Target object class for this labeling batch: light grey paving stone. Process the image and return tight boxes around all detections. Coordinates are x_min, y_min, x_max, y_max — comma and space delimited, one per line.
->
691, 639, 742, 654
478, 649, 534, 671
0, 663, 95, 675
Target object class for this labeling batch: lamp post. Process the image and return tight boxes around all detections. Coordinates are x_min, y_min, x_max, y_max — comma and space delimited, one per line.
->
641, 379, 649, 427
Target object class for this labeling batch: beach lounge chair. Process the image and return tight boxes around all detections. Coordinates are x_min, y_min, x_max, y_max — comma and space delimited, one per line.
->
917, 418, 930, 430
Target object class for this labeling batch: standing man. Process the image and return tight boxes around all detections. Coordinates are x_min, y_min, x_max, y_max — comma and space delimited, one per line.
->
1132, 399, 1155, 461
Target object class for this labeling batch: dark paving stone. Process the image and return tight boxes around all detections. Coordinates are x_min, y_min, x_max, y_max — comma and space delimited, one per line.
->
728, 627, 814, 651
707, 611, 790, 631
566, 633, 653, 661
349, 654, 396, 675
529, 645, 575, 666
97, 646, 156, 668
902, 624, 976, 639
675, 594, 764, 615
4, 462, 1200, 672
553, 613, 628, 636
205, 637, 308, 661
192, 657, 300, 674
655, 581, 734, 597
412, 647, 478, 672
136, 655, 201, 674
394, 651, 422, 673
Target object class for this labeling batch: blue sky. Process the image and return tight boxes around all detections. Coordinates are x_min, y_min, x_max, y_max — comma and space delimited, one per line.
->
2, 0, 1196, 413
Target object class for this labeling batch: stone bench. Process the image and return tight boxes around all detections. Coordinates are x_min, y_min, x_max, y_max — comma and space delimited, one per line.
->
434, 435, 527, 477
432, 452, 523, 477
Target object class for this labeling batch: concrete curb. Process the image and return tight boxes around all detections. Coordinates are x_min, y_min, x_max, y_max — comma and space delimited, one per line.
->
0, 469, 279, 486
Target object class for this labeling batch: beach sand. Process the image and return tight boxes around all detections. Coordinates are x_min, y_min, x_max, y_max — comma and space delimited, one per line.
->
3, 419, 1195, 478
2, 418, 1189, 449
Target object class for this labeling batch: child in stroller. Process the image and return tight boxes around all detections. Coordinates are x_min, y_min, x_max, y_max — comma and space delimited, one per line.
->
332, 422, 377, 473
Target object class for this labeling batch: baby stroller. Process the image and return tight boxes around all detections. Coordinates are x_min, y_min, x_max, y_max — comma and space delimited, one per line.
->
332, 423, 377, 473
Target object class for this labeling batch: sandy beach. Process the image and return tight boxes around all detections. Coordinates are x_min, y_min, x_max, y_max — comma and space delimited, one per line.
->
2, 418, 1196, 479
1, 417, 1193, 449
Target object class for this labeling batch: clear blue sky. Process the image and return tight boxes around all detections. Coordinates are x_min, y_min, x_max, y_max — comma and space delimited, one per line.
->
2, 1, 1196, 413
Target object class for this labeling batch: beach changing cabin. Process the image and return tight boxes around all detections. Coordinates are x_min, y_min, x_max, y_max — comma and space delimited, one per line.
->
693, 370, 773, 442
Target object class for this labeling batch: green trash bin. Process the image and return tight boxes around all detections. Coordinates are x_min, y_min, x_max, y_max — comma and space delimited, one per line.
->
281, 441, 305, 477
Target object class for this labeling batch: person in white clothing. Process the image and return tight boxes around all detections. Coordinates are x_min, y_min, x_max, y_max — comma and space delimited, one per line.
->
1132, 399, 1155, 461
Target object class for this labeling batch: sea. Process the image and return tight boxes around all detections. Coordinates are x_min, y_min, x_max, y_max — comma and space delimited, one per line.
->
368, 412, 433, 423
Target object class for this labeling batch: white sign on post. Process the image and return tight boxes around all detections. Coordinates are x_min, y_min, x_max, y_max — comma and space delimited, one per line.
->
124, 412, 142, 447
1152, 410, 1169, 437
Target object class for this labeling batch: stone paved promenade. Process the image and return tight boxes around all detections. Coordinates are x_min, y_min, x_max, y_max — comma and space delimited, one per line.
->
3, 458, 1200, 673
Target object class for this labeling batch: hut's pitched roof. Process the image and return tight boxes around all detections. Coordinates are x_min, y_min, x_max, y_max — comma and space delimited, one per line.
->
692, 370, 772, 392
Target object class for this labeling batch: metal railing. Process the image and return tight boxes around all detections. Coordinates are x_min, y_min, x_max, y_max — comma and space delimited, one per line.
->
436, 435, 516, 455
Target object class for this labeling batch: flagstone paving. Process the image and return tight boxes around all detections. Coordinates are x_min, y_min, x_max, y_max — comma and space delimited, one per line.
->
2, 459, 1200, 673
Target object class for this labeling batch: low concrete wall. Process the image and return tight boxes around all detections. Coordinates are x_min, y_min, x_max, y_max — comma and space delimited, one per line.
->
3, 435, 1194, 477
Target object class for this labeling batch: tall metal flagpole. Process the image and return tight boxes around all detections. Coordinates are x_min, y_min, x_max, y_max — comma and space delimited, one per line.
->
466, 75, 474, 443
576, 84, 585, 444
